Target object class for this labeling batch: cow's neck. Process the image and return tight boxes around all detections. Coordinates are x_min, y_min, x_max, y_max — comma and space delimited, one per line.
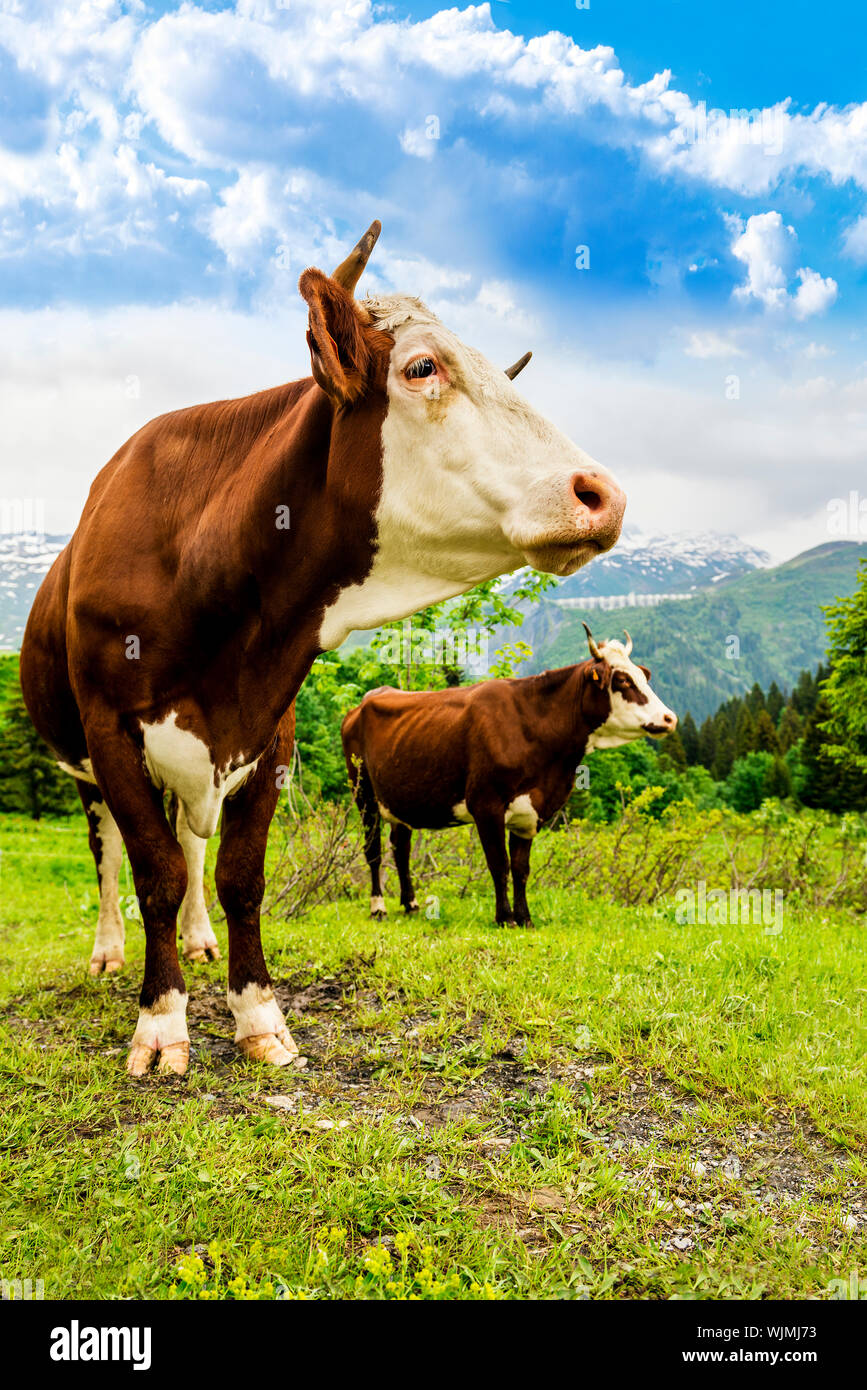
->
196, 381, 387, 729
515, 666, 594, 764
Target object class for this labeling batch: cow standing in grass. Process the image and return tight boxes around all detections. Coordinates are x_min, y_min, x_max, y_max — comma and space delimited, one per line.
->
19, 221, 626, 1075
342, 626, 676, 927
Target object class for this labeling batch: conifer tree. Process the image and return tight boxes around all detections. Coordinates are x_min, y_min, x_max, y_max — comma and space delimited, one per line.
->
766, 681, 785, 725
734, 706, 756, 759
680, 710, 700, 764
0, 686, 78, 818
754, 708, 781, 755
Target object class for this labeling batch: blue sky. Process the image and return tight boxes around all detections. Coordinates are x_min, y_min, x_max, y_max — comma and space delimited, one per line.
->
1, 0, 865, 556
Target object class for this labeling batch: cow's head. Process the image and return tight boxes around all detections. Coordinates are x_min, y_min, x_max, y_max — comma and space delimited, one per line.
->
581, 624, 677, 749
299, 223, 626, 641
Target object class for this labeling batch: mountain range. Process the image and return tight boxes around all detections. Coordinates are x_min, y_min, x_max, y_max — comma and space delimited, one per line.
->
515, 540, 866, 722
2, 530, 864, 725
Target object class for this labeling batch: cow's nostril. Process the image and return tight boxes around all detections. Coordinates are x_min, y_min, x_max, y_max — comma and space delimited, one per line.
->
573, 484, 603, 511
576, 490, 601, 510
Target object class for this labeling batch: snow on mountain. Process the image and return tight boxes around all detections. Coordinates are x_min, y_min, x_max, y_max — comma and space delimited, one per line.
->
0, 532, 68, 648
552, 527, 771, 600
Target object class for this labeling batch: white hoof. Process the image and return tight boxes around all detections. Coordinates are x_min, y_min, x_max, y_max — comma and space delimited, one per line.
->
229, 983, 302, 1066
237, 1033, 301, 1066
89, 953, 124, 976
184, 941, 221, 963
127, 991, 190, 1078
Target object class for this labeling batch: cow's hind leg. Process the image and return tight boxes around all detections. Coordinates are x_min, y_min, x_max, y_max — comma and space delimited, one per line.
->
216, 717, 300, 1066
509, 832, 535, 929
78, 780, 126, 976
351, 762, 387, 918
86, 717, 190, 1076
174, 801, 220, 962
390, 824, 418, 913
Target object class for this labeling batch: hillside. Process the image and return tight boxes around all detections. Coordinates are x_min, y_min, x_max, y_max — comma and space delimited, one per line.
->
521, 541, 867, 721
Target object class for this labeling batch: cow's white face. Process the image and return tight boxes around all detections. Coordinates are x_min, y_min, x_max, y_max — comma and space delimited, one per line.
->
317, 295, 625, 649
585, 639, 677, 752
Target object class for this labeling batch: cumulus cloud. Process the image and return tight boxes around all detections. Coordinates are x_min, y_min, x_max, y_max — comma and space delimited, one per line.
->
729, 212, 837, 318
0, 0, 865, 281
842, 212, 867, 262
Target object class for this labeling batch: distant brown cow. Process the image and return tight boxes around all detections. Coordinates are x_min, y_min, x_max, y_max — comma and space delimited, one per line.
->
342, 626, 676, 927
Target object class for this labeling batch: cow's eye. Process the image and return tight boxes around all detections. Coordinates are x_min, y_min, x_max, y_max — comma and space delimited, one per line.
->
405, 356, 436, 380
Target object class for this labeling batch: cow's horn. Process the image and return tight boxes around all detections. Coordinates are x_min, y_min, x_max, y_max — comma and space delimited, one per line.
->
504, 351, 532, 380
622, 629, 633, 656
582, 620, 602, 660
332, 220, 382, 295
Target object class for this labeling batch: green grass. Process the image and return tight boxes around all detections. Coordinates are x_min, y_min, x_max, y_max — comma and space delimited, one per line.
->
0, 812, 865, 1300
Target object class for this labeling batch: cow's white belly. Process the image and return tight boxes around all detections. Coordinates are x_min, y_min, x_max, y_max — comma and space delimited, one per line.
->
141, 711, 258, 838
451, 795, 538, 838
504, 793, 538, 839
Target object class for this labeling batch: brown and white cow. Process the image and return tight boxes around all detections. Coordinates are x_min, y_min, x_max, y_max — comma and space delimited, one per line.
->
20, 222, 625, 1075
342, 625, 675, 927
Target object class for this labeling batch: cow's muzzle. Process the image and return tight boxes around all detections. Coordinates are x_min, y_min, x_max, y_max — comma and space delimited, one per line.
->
513, 468, 627, 576
644, 710, 677, 736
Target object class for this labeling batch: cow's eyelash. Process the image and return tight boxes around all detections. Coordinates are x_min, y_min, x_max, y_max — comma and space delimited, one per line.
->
405, 356, 436, 379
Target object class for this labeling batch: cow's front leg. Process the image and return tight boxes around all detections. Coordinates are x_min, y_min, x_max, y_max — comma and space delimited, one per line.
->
216, 715, 301, 1066
473, 808, 514, 925
175, 802, 220, 962
509, 832, 535, 928
87, 720, 190, 1075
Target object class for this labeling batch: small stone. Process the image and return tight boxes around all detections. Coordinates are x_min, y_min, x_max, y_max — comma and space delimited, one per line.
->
265, 1094, 296, 1111
721, 1154, 741, 1180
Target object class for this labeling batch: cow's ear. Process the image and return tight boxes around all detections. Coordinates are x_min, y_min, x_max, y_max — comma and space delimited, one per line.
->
298, 268, 372, 404
639, 665, 651, 680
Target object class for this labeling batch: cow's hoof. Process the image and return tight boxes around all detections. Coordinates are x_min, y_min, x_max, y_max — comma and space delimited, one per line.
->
237, 1032, 304, 1067
515, 918, 536, 930
157, 1041, 190, 1074
403, 900, 419, 914
126, 1041, 190, 1076
89, 955, 124, 976
184, 943, 221, 963
370, 910, 388, 921
494, 918, 517, 929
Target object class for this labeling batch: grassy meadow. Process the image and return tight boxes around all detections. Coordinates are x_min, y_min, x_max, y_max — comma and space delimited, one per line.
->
1, 807, 865, 1301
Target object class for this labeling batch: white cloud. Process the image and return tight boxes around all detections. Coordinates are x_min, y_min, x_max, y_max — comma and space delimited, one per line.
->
730, 211, 795, 310
792, 266, 838, 320
684, 330, 744, 359
0, 0, 865, 287
842, 212, 867, 262
729, 212, 837, 319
